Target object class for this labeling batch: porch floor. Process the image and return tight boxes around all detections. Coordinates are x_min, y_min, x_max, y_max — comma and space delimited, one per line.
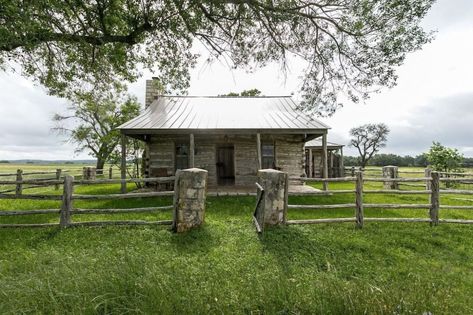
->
207, 184, 319, 196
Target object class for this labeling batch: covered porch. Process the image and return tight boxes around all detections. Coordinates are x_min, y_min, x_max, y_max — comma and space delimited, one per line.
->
118, 130, 331, 193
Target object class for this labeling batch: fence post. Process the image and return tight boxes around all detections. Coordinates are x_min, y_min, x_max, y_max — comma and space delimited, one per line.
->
109, 167, 113, 179
60, 175, 73, 228
430, 172, 440, 226
257, 169, 288, 226
351, 166, 355, 177
382, 166, 399, 190
355, 171, 364, 228
172, 168, 208, 233
15, 169, 23, 196
424, 168, 432, 191
283, 173, 289, 224
55, 168, 62, 190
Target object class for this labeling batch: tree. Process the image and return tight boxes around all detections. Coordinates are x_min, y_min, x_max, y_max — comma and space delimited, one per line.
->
53, 90, 141, 172
349, 123, 389, 168
1, 1, 434, 115
425, 142, 464, 173
220, 89, 262, 97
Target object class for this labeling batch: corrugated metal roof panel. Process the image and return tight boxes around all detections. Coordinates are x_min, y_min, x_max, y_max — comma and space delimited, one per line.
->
118, 96, 330, 132
305, 138, 344, 149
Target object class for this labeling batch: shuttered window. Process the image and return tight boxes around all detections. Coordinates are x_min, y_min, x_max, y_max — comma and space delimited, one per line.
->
262, 142, 275, 169
175, 143, 189, 171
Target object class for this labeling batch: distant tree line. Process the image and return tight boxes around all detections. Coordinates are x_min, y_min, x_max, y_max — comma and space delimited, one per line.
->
344, 154, 473, 168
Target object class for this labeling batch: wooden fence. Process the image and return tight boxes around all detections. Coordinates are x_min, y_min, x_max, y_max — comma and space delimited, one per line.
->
0, 175, 175, 228
0, 166, 144, 195
285, 171, 473, 227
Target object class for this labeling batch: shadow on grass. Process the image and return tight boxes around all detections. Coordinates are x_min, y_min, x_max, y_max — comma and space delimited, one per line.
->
258, 225, 320, 272
169, 225, 217, 254
26, 227, 62, 248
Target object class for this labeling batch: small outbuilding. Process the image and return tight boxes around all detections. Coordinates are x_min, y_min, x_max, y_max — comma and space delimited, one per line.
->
117, 80, 332, 189
305, 138, 344, 178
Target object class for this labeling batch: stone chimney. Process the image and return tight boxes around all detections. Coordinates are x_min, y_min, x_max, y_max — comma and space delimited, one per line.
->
145, 77, 164, 107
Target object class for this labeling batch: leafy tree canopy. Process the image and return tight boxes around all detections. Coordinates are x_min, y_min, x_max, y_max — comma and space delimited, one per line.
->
425, 142, 464, 173
1, 0, 434, 115
220, 88, 262, 96
53, 88, 141, 170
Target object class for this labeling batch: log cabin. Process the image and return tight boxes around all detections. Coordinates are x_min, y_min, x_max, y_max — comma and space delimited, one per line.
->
117, 80, 331, 189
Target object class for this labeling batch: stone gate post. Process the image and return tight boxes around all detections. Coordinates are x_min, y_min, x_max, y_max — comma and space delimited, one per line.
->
257, 169, 288, 226
172, 168, 208, 233
382, 165, 399, 190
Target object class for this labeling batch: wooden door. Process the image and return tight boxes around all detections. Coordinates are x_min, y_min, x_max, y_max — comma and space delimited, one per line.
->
216, 145, 235, 185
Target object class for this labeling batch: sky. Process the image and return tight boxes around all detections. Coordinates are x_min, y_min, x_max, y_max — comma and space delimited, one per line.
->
0, 0, 472, 160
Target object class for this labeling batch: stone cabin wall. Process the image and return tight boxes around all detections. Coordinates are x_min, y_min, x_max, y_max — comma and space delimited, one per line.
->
147, 134, 306, 187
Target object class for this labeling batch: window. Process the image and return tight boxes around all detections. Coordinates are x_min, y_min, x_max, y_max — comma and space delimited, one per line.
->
175, 143, 189, 171
261, 142, 275, 169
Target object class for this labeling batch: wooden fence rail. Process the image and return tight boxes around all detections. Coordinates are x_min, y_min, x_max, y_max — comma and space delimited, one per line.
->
0, 175, 175, 229
282, 171, 473, 229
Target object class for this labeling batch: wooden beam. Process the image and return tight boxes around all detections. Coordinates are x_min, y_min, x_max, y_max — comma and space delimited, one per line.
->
322, 133, 328, 190
355, 171, 364, 228
430, 172, 440, 226
339, 147, 344, 177
121, 133, 127, 194
329, 151, 334, 178
60, 175, 73, 228
256, 133, 262, 169
308, 149, 313, 178
189, 133, 195, 168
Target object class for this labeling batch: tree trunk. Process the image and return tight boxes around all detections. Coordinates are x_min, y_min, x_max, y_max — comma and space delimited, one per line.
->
96, 158, 106, 175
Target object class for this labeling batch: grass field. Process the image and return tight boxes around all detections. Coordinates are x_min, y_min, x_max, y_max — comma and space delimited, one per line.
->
1, 164, 473, 314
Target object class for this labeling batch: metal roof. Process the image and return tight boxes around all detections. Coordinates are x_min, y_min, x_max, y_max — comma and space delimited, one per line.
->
118, 96, 330, 134
305, 138, 344, 149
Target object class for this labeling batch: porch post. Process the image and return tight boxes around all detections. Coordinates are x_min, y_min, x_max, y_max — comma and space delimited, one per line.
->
256, 133, 262, 169
329, 150, 334, 178
308, 149, 313, 178
340, 147, 344, 177
121, 133, 127, 194
189, 133, 195, 168
322, 133, 328, 190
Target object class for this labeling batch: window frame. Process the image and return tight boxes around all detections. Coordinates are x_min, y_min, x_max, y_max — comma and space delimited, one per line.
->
261, 141, 276, 169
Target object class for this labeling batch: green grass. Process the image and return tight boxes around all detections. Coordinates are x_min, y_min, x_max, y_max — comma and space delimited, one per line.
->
0, 167, 473, 313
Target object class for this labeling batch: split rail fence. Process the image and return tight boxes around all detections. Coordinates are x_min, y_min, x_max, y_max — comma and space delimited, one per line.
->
0, 166, 142, 196
285, 171, 473, 227
0, 176, 175, 228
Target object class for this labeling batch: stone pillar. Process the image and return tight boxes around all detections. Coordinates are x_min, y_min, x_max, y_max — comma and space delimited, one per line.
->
257, 169, 288, 226
382, 165, 398, 189
82, 167, 97, 180
172, 168, 208, 233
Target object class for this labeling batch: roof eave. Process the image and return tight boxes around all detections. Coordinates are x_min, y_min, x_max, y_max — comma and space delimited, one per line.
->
120, 128, 329, 135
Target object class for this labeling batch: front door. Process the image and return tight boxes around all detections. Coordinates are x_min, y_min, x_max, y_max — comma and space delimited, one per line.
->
216, 145, 235, 185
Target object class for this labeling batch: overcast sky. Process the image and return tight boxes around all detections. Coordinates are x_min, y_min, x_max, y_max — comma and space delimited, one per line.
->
0, 0, 472, 160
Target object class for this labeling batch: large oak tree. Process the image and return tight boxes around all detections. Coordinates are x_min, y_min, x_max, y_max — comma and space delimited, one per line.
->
1, 0, 434, 115
53, 89, 141, 171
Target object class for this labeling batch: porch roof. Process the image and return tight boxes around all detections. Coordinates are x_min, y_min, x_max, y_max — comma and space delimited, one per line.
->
118, 96, 329, 135
305, 138, 344, 150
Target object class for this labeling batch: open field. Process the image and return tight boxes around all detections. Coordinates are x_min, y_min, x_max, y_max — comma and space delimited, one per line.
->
1, 166, 473, 314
